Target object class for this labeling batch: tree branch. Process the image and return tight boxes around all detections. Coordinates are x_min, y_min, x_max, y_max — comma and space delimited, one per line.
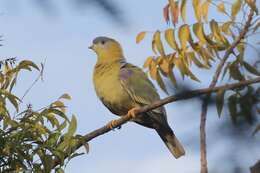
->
52, 76, 260, 168
199, 9, 255, 173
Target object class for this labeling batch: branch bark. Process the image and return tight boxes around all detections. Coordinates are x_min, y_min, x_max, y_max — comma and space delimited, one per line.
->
52, 76, 260, 169
199, 9, 255, 173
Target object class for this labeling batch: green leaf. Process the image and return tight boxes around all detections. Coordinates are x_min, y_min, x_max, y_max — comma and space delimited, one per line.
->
243, 61, 260, 76
19, 60, 40, 71
68, 152, 84, 161
67, 115, 77, 137
229, 63, 244, 81
1, 90, 20, 112
156, 71, 168, 94
49, 108, 69, 122
57, 120, 67, 132
59, 93, 72, 100
46, 113, 60, 128
221, 62, 230, 80
216, 89, 225, 117
42, 155, 53, 173
168, 69, 177, 87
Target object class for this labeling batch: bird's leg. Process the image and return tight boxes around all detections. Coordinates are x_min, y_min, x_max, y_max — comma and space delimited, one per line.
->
107, 107, 139, 130
126, 107, 140, 119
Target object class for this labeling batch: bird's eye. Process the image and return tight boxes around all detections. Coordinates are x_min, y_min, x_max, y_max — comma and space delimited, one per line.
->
101, 40, 105, 45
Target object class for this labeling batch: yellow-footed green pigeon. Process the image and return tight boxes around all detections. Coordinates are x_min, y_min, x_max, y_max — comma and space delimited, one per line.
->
89, 36, 185, 158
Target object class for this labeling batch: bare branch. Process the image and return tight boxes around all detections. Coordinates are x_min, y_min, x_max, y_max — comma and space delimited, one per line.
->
199, 9, 255, 173
52, 77, 260, 169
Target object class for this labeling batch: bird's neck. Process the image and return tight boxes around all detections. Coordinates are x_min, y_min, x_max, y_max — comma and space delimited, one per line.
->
95, 58, 126, 74
96, 55, 126, 66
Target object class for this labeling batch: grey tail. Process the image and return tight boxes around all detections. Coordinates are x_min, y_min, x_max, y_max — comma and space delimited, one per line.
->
156, 126, 185, 159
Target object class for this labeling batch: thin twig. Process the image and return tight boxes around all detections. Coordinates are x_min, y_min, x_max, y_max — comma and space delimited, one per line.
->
20, 60, 45, 101
199, 9, 255, 173
51, 76, 260, 169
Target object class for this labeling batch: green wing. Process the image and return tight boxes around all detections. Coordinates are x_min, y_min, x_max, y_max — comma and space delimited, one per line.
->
120, 63, 171, 129
119, 63, 159, 104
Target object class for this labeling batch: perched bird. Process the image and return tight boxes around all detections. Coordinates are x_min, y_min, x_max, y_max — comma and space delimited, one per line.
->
89, 36, 185, 158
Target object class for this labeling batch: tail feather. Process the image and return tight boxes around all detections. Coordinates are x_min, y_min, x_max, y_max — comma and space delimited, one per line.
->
156, 127, 185, 158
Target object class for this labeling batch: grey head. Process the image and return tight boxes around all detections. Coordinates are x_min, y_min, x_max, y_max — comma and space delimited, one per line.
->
92, 36, 115, 45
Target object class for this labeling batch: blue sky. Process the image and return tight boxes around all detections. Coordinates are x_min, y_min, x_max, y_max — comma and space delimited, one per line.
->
0, 0, 259, 173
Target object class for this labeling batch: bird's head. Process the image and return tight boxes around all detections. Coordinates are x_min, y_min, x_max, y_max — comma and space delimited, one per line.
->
89, 36, 124, 62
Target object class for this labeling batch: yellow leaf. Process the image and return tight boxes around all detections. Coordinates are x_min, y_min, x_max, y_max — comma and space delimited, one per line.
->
221, 22, 232, 35
165, 28, 178, 50
192, 0, 201, 22
152, 40, 157, 54
149, 60, 158, 80
173, 58, 186, 79
178, 24, 190, 51
217, 3, 226, 13
237, 42, 245, 57
193, 23, 207, 44
210, 20, 229, 46
143, 56, 154, 69
202, 0, 210, 22
153, 31, 166, 56
160, 59, 170, 74
188, 35, 200, 51
156, 56, 163, 64
136, 31, 146, 44
198, 47, 212, 66
231, 0, 241, 21
180, 0, 187, 23
245, 0, 258, 15
188, 51, 209, 68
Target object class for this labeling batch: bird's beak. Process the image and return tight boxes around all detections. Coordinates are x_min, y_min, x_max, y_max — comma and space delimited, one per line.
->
88, 44, 94, 50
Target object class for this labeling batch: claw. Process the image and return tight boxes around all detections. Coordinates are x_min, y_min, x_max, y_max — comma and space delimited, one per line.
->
107, 120, 118, 130
127, 107, 139, 119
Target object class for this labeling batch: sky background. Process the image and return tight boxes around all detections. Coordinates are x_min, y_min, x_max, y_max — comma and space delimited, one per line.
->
0, 0, 259, 173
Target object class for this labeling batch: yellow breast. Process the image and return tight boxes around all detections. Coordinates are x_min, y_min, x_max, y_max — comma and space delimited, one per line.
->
93, 62, 134, 115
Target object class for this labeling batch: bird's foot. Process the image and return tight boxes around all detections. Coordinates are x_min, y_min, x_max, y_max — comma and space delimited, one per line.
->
107, 120, 118, 130
126, 107, 139, 119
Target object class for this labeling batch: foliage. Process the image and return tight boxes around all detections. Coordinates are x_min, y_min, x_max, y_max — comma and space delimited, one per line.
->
0, 59, 88, 173
0, 0, 259, 172
136, 0, 260, 132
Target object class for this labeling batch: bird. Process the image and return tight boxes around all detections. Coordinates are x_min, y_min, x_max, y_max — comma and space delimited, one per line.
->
89, 36, 185, 158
